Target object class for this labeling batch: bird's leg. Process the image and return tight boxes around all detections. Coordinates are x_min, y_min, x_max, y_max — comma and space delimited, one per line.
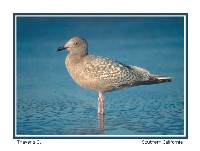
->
97, 97, 101, 114
97, 92, 105, 115
101, 99, 104, 115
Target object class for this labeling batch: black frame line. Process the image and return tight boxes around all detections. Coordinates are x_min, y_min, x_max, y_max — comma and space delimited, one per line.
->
13, 13, 188, 139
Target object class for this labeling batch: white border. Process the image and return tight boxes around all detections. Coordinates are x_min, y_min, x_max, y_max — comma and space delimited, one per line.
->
16, 14, 185, 17
183, 15, 187, 137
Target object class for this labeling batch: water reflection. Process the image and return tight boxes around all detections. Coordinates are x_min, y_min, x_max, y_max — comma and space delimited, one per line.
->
98, 114, 105, 134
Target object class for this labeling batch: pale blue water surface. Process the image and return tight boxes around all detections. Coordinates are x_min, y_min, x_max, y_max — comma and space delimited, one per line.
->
16, 16, 185, 136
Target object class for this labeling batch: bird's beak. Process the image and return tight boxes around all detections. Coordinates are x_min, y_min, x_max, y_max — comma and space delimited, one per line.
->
57, 46, 68, 51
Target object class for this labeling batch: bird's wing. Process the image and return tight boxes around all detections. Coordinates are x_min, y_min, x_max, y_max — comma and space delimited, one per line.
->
83, 55, 150, 88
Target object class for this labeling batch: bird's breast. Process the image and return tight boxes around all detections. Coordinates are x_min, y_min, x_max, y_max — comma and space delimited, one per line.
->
65, 55, 103, 91
65, 55, 82, 82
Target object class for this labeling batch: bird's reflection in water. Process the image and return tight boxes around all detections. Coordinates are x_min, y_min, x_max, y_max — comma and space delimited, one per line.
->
98, 114, 105, 134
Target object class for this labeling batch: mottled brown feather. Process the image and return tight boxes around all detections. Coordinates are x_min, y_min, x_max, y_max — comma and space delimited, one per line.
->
59, 37, 172, 93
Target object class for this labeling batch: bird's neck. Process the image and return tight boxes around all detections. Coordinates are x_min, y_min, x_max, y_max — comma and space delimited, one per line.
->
66, 52, 88, 64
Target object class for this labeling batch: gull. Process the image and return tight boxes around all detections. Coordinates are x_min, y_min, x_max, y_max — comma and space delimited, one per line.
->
57, 37, 172, 115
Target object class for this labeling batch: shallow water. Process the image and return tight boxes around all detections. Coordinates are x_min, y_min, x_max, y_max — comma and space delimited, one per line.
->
16, 16, 184, 136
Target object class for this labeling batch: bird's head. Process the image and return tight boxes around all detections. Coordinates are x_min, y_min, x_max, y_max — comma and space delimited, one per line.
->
57, 37, 88, 56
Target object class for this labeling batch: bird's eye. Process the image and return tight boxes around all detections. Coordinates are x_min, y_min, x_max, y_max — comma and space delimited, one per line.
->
74, 42, 78, 45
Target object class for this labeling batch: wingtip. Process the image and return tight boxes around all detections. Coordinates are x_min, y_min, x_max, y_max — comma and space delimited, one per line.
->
157, 76, 173, 80
157, 76, 173, 82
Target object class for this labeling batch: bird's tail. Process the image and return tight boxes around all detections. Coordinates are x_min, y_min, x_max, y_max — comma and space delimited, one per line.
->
152, 75, 172, 82
148, 74, 172, 84
134, 75, 172, 86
